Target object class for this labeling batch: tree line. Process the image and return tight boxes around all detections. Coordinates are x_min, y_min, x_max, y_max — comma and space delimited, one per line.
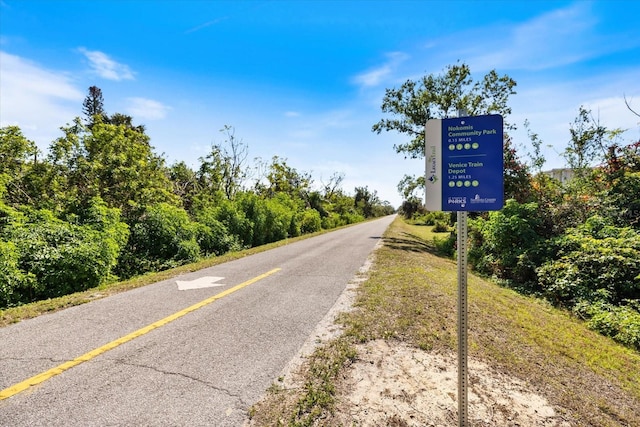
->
0, 87, 394, 308
374, 62, 640, 350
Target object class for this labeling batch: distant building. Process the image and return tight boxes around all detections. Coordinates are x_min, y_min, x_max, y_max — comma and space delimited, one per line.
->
543, 168, 576, 185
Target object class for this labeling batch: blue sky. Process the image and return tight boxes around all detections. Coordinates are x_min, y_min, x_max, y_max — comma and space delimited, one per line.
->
1, 0, 639, 207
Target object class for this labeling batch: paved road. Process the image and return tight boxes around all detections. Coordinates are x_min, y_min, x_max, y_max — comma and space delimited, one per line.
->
0, 215, 395, 426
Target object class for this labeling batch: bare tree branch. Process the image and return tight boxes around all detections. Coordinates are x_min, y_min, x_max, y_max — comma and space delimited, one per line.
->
624, 94, 640, 118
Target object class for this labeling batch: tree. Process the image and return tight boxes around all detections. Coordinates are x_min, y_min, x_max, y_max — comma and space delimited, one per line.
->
565, 106, 607, 172
220, 125, 248, 199
197, 126, 248, 200
354, 186, 379, 217
262, 156, 312, 202
372, 62, 517, 159
169, 161, 200, 211
0, 126, 41, 206
397, 174, 424, 201
46, 118, 176, 217
503, 135, 532, 203
82, 86, 107, 127
109, 112, 146, 133
321, 172, 345, 200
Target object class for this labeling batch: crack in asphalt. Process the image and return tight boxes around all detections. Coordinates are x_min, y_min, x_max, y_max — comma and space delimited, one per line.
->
1, 356, 66, 363
106, 358, 248, 406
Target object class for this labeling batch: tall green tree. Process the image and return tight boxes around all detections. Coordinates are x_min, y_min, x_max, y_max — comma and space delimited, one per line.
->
47, 118, 176, 216
372, 62, 517, 159
354, 186, 379, 217
82, 86, 107, 128
260, 156, 312, 203
565, 106, 607, 172
0, 126, 42, 206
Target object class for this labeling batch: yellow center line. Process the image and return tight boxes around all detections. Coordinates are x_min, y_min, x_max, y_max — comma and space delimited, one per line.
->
0, 268, 281, 401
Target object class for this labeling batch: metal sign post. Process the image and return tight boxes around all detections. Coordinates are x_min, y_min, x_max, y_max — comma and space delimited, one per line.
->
425, 114, 503, 427
457, 210, 468, 426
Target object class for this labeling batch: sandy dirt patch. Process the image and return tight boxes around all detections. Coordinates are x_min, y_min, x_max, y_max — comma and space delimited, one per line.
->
329, 339, 572, 426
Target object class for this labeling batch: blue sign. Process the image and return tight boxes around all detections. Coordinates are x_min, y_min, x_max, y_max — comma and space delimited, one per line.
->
425, 114, 503, 212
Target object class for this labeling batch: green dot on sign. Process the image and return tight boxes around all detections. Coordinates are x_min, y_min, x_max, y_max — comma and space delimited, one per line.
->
472, 142, 479, 149
472, 180, 479, 187
464, 181, 471, 187
449, 181, 455, 187
449, 144, 455, 150
464, 143, 471, 149
456, 181, 463, 187
456, 144, 463, 150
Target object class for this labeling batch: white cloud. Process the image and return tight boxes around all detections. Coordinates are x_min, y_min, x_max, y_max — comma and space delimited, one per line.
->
508, 69, 640, 170
78, 47, 135, 81
284, 111, 301, 118
125, 97, 170, 120
185, 17, 229, 34
460, 3, 639, 73
352, 51, 409, 88
0, 51, 84, 147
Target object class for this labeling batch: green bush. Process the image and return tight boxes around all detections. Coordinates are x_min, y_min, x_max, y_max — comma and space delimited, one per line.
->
469, 200, 552, 291
606, 171, 640, 229
299, 209, 322, 234
537, 216, 640, 306
194, 209, 241, 256
421, 211, 449, 226
117, 203, 199, 277
433, 231, 456, 257
321, 212, 345, 230
263, 195, 297, 242
0, 240, 37, 307
212, 198, 253, 247
8, 204, 128, 300
340, 212, 365, 225
236, 192, 300, 245
432, 220, 449, 233
574, 300, 640, 350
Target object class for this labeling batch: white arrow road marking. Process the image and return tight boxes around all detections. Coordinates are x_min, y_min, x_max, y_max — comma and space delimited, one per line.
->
176, 276, 226, 291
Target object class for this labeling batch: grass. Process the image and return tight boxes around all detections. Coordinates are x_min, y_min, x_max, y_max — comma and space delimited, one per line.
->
248, 216, 640, 426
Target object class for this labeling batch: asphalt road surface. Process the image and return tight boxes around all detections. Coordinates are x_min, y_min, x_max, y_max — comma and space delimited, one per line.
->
0, 215, 395, 426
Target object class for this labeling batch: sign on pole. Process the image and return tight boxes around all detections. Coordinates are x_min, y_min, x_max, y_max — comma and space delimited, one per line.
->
425, 114, 504, 212
425, 114, 503, 427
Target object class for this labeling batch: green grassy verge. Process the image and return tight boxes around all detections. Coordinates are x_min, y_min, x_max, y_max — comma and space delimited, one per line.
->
248, 216, 640, 426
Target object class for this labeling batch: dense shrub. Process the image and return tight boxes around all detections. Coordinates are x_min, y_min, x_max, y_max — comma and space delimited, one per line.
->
537, 216, 640, 306
432, 220, 449, 233
265, 195, 299, 240
117, 203, 199, 277
340, 212, 366, 225
239, 193, 300, 245
211, 198, 253, 247
194, 209, 241, 256
0, 240, 36, 307
299, 209, 322, 234
321, 212, 343, 230
6, 203, 128, 301
420, 211, 450, 226
469, 200, 552, 292
574, 300, 640, 350
605, 171, 640, 229
433, 231, 456, 257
